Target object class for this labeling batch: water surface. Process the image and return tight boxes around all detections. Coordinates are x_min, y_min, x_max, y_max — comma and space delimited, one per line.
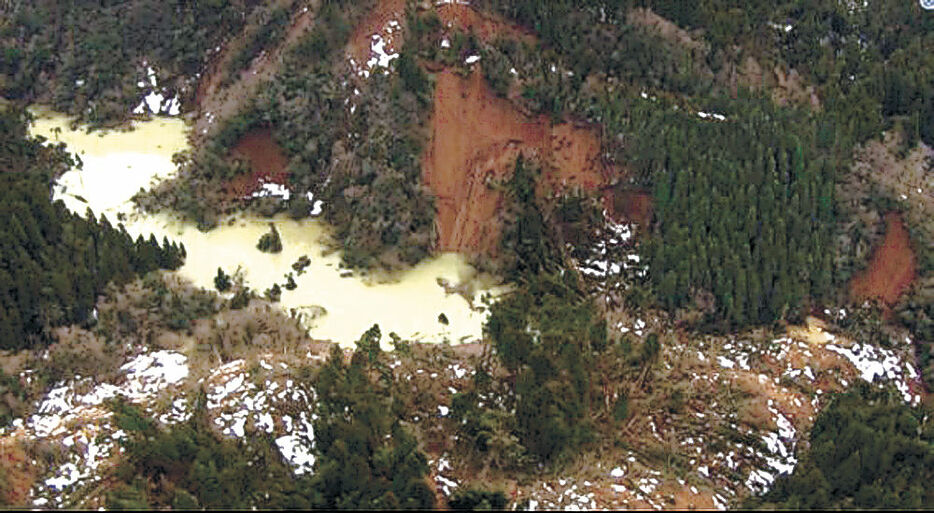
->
30, 109, 502, 348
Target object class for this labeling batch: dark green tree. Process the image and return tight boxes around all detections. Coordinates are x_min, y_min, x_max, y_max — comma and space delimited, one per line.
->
308, 343, 435, 509
214, 267, 231, 292
749, 383, 934, 510
256, 223, 283, 253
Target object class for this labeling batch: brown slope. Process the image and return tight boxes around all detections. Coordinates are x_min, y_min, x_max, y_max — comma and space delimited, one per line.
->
422, 68, 611, 255
224, 128, 291, 199
850, 212, 918, 306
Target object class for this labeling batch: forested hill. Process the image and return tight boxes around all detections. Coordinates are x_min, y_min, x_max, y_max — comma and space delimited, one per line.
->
0, 105, 185, 349
0, 0, 932, 510
0, 0, 251, 126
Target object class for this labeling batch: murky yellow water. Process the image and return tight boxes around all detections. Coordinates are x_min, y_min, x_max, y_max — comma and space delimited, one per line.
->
30, 109, 502, 348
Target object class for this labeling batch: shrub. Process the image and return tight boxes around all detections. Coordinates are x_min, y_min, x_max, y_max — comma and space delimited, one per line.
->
213, 267, 231, 292
256, 223, 283, 253
449, 488, 509, 510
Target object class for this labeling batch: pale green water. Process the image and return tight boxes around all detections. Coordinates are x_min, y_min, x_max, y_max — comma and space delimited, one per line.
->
30, 109, 503, 348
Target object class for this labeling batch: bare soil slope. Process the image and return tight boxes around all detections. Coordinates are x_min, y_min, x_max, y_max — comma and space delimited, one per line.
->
435, 2, 535, 43
347, 0, 404, 69
224, 128, 291, 199
422, 69, 611, 255
850, 213, 918, 306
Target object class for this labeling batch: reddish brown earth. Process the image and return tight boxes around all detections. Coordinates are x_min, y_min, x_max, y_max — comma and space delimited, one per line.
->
434, 3, 535, 43
224, 128, 290, 199
850, 213, 918, 306
422, 69, 611, 254
347, 0, 405, 70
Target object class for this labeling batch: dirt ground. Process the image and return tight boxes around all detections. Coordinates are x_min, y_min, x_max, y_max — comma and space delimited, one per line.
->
0, 438, 33, 505
850, 213, 918, 306
346, 0, 533, 76
434, 3, 535, 43
608, 188, 654, 229
346, 0, 405, 71
195, 0, 626, 257
224, 128, 291, 199
229, 127, 290, 175
854, 132, 933, 252
422, 68, 611, 255
627, 7, 705, 52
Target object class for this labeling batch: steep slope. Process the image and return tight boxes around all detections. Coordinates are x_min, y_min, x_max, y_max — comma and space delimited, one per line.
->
849, 213, 917, 308
194, 2, 320, 142
422, 68, 610, 254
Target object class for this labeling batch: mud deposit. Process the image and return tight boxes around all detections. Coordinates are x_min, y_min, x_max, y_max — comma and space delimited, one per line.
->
422, 69, 610, 254
850, 213, 917, 305
225, 128, 291, 198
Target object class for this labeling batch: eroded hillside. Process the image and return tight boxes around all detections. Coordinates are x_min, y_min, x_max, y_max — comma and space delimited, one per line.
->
2, 0, 934, 510
423, 69, 608, 254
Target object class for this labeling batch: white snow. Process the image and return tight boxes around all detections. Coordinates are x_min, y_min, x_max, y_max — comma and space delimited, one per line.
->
826, 342, 919, 404
366, 33, 399, 70
132, 65, 181, 117
21, 350, 189, 504
576, 210, 642, 287
276, 434, 316, 475
712, 493, 727, 510
120, 351, 189, 401
697, 111, 727, 122
251, 182, 291, 201
451, 364, 468, 379
134, 92, 180, 117
310, 200, 324, 216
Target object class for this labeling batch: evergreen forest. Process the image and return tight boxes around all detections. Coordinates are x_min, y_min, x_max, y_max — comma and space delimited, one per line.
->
0, 0, 932, 510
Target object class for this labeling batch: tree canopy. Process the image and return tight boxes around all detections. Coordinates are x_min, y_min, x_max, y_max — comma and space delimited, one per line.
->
749, 384, 934, 510
0, 105, 184, 350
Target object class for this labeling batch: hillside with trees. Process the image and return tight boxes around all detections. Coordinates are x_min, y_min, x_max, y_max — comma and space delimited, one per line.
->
0, 0, 932, 510
0, 0, 253, 127
0, 105, 184, 350
749, 384, 934, 509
